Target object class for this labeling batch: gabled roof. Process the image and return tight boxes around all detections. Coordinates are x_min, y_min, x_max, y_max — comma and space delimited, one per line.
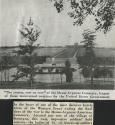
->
53, 46, 79, 58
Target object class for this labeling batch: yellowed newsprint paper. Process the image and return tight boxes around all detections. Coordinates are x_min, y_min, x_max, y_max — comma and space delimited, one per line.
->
0, 0, 115, 125
13, 101, 93, 125
0, 89, 115, 100
0, 0, 115, 100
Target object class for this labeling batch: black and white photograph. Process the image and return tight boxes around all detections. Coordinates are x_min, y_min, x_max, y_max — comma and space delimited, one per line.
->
0, 0, 115, 89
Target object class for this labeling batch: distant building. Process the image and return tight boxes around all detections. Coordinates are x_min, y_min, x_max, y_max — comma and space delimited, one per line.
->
46, 43, 79, 65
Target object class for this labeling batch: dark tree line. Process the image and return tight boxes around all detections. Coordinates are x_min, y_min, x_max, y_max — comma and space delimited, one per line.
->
0, 55, 14, 83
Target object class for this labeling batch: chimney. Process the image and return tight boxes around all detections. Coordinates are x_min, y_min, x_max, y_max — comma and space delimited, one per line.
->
74, 43, 78, 47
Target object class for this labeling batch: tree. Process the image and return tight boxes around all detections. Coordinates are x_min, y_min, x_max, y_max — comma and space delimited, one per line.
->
0, 55, 13, 83
0, 58, 4, 84
63, 60, 73, 82
50, 0, 115, 33
77, 30, 97, 84
12, 18, 41, 86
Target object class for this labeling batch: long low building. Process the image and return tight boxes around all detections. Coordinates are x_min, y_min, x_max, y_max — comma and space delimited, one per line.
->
46, 43, 79, 65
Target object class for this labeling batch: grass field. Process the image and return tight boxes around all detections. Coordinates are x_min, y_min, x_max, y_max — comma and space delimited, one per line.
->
0, 80, 114, 89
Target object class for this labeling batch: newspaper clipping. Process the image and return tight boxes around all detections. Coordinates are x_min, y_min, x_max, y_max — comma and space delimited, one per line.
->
0, 0, 115, 124
13, 101, 93, 125
0, 0, 115, 98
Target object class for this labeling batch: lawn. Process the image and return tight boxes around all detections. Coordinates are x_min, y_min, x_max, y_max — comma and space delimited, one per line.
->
0, 80, 114, 89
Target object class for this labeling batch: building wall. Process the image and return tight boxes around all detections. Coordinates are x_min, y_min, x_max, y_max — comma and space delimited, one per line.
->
46, 57, 77, 65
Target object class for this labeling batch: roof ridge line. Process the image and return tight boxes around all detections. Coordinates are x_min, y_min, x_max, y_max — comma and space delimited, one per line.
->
72, 46, 79, 58
53, 48, 67, 58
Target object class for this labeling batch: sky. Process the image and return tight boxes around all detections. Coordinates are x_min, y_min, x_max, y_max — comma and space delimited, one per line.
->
0, 0, 115, 47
